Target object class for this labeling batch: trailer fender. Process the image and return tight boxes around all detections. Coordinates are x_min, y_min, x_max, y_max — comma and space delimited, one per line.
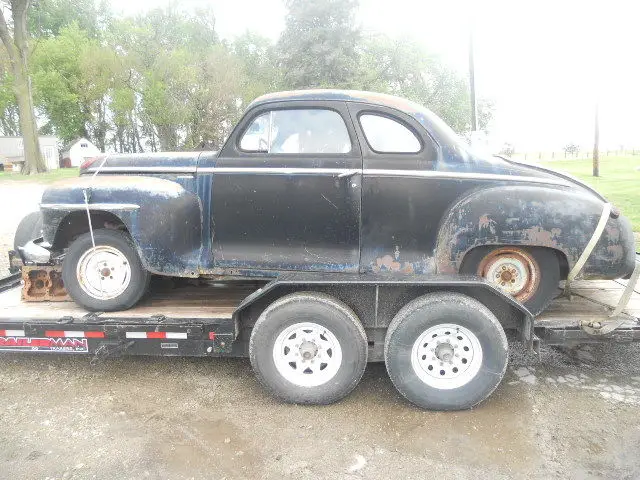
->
231, 273, 535, 357
40, 175, 202, 277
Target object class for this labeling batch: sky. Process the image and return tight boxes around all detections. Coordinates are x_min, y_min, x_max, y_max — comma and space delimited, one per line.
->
107, 0, 640, 152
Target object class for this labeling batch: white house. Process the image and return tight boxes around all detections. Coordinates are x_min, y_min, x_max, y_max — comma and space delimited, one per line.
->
61, 137, 101, 167
0, 135, 59, 171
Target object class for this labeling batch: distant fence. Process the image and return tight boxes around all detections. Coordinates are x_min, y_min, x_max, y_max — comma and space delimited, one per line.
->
508, 149, 640, 162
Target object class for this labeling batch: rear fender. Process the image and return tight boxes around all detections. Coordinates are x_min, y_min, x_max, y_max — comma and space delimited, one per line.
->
40, 176, 202, 277
434, 185, 626, 277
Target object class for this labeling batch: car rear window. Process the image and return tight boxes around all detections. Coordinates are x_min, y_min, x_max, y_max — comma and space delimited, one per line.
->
359, 114, 421, 153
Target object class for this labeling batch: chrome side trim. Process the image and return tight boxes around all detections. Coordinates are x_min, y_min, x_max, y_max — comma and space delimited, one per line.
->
40, 203, 140, 211
85, 166, 197, 174
364, 169, 572, 186
85, 165, 570, 187
197, 167, 354, 175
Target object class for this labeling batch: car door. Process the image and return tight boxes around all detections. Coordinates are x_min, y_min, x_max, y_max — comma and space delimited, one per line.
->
347, 102, 464, 274
205, 100, 362, 273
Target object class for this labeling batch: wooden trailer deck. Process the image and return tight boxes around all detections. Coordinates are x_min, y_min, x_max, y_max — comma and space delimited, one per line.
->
0, 276, 637, 326
0, 281, 259, 321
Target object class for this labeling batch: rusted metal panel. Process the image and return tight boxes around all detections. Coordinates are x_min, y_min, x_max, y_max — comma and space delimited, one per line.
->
41, 175, 202, 277
433, 185, 635, 280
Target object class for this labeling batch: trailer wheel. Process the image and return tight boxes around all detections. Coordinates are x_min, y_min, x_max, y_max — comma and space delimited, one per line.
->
384, 292, 508, 411
62, 229, 149, 311
249, 292, 367, 405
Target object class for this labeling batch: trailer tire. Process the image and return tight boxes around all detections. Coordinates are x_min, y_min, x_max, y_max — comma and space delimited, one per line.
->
62, 229, 150, 311
249, 292, 367, 405
384, 292, 508, 411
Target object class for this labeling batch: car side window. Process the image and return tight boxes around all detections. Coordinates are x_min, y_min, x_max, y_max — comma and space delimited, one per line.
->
359, 114, 421, 153
239, 109, 351, 154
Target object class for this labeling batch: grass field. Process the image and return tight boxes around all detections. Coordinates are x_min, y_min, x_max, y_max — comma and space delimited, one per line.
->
0, 167, 79, 183
539, 155, 640, 232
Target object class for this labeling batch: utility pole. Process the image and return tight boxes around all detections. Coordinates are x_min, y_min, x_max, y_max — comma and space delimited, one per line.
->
469, 26, 477, 131
593, 101, 599, 177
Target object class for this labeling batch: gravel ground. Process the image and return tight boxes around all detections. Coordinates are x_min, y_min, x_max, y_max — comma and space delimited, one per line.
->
1, 182, 639, 479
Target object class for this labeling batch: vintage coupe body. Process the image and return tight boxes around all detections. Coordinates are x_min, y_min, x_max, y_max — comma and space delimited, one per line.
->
30, 90, 636, 314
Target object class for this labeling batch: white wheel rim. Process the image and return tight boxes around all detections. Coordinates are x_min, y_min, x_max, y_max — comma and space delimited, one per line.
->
76, 245, 132, 300
411, 323, 483, 390
484, 257, 529, 295
272, 322, 343, 387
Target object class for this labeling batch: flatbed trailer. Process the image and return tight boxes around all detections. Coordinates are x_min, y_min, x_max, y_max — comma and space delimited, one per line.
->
0, 262, 638, 410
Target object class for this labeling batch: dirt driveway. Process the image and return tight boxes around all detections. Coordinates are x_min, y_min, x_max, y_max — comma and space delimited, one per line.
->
0, 183, 639, 479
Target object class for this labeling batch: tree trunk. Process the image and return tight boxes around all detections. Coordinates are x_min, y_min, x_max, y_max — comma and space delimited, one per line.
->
0, 0, 46, 174
13, 61, 45, 174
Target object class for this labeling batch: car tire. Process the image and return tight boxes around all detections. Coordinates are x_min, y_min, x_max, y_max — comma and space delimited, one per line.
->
62, 229, 150, 311
384, 292, 508, 411
460, 246, 561, 315
14, 211, 43, 251
249, 292, 368, 405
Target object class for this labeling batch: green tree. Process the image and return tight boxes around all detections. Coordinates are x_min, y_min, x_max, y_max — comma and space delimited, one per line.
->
358, 35, 475, 132
28, 0, 110, 38
0, 48, 20, 135
184, 44, 243, 150
278, 0, 361, 89
0, 0, 45, 173
232, 31, 282, 107
110, 7, 222, 151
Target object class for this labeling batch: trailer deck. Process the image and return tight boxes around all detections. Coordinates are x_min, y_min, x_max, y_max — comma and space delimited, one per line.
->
0, 278, 253, 320
0, 272, 638, 354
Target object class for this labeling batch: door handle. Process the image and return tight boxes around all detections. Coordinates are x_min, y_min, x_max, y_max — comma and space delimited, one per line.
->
337, 169, 360, 178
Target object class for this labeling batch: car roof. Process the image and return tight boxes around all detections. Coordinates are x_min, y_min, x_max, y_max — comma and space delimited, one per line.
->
247, 89, 468, 152
248, 89, 422, 114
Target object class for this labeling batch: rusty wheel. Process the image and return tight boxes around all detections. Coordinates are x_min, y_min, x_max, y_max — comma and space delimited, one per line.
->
461, 246, 561, 315
476, 247, 541, 303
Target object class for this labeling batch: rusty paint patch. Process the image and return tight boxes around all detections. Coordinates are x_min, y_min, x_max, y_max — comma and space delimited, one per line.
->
370, 254, 435, 274
606, 244, 624, 260
521, 226, 562, 245
478, 214, 496, 234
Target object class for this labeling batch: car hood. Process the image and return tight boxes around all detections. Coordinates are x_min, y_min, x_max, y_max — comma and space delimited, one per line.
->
80, 151, 208, 174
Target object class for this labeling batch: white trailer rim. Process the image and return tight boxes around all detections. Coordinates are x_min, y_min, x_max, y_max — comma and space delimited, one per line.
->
411, 323, 483, 390
76, 245, 132, 300
272, 322, 343, 387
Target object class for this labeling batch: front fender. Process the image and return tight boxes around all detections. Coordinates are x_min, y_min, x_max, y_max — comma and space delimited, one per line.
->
40, 176, 202, 276
434, 185, 633, 279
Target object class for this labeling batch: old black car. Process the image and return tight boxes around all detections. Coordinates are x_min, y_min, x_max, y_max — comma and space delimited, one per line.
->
23, 90, 636, 315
